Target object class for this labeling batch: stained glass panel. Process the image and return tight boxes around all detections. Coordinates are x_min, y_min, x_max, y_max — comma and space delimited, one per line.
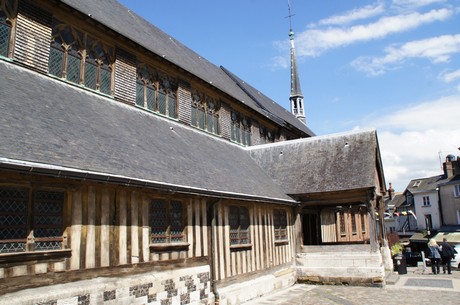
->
146, 86, 155, 111
150, 199, 167, 243
84, 60, 97, 90
158, 91, 166, 115
33, 191, 64, 251
136, 82, 144, 107
0, 188, 28, 253
66, 52, 81, 84
48, 46, 64, 77
99, 66, 111, 95
168, 92, 176, 118
0, 20, 10, 57
170, 200, 184, 243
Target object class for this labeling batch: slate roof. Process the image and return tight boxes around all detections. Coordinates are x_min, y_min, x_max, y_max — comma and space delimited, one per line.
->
246, 130, 383, 194
406, 175, 445, 195
58, 0, 314, 137
0, 61, 295, 204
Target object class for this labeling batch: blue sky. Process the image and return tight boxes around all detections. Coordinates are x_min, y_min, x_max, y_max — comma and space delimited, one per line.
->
118, 0, 460, 192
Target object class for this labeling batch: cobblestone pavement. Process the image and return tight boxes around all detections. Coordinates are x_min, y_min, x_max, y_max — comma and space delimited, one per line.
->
241, 268, 460, 305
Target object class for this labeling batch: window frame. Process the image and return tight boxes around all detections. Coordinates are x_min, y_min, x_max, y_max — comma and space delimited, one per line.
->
273, 208, 288, 244
0, 186, 69, 259
0, 0, 16, 59
190, 91, 220, 135
48, 19, 114, 95
231, 111, 251, 146
422, 196, 431, 206
229, 205, 251, 249
149, 198, 188, 251
453, 185, 460, 198
136, 64, 178, 119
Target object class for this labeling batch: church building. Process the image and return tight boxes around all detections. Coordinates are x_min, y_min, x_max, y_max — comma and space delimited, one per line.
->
0, 1, 389, 304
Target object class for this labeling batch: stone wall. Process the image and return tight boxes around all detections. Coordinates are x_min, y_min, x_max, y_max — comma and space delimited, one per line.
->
296, 245, 385, 286
0, 265, 212, 305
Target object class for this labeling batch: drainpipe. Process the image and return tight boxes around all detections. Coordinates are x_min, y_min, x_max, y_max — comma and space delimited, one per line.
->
436, 187, 444, 226
207, 199, 220, 304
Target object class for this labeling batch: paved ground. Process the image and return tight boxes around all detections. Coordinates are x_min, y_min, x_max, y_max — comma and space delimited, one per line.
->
241, 267, 460, 305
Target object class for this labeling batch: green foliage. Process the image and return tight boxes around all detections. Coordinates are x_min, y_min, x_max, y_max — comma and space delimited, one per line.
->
391, 242, 403, 256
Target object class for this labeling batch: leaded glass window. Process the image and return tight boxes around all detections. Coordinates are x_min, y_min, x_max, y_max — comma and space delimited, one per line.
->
259, 126, 274, 144
351, 212, 357, 234
229, 206, 250, 246
360, 212, 366, 234
274, 209, 287, 241
49, 19, 113, 95
339, 211, 346, 236
231, 111, 251, 146
136, 65, 177, 119
150, 198, 185, 244
0, 187, 65, 254
0, 0, 16, 58
190, 91, 220, 135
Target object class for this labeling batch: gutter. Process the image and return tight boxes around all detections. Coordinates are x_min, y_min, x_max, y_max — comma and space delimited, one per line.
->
0, 157, 298, 206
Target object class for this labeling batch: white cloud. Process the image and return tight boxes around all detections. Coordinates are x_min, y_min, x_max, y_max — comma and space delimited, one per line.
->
352, 34, 460, 75
392, 0, 447, 9
359, 95, 460, 192
439, 68, 460, 82
318, 3, 385, 26
295, 8, 452, 57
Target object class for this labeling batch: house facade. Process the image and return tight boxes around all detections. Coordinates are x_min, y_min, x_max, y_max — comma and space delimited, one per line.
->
0, 1, 388, 304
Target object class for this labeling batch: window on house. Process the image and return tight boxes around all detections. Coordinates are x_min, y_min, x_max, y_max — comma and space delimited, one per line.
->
0, 0, 15, 58
231, 111, 251, 146
454, 185, 460, 198
360, 212, 366, 234
413, 180, 421, 187
229, 206, 250, 245
259, 126, 275, 144
150, 199, 185, 244
190, 91, 219, 134
136, 64, 177, 119
339, 211, 346, 236
424, 214, 432, 230
351, 212, 357, 234
49, 19, 113, 95
0, 187, 65, 254
274, 209, 287, 241
423, 196, 431, 206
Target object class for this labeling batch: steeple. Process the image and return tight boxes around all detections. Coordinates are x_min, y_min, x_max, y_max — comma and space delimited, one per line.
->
287, 0, 306, 125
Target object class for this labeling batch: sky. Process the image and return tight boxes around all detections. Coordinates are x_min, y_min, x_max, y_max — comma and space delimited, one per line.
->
118, 0, 460, 192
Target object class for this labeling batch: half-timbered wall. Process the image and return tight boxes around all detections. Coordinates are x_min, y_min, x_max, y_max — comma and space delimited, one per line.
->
212, 202, 295, 281
0, 173, 210, 283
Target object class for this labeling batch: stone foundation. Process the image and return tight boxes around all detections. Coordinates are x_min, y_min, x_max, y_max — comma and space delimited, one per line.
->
0, 265, 213, 305
216, 267, 297, 305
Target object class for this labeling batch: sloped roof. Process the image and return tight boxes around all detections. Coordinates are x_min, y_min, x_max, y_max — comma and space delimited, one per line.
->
58, 0, 313, 137
0, 61, 295, 204
221, 67, 315, 136
406, 175, 445, 194
390, 194, 406, 209
246, 130, 383, 194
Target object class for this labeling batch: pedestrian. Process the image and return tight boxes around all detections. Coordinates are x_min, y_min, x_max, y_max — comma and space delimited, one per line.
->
427, 238, 441, 274
440, 238, 454, 274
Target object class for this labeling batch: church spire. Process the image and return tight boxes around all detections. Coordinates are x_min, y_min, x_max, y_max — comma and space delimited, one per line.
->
287, 0, 306, 125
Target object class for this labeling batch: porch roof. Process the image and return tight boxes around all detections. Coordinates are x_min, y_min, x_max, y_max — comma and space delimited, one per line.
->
246, 129, 385, 195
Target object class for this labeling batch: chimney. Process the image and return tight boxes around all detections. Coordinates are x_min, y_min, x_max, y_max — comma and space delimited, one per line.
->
443, 154, 460, 178
388, 182, 394, 200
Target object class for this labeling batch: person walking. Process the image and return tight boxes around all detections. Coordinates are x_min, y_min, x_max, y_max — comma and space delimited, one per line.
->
427, 238, 441, 274
440, 238, 455, 274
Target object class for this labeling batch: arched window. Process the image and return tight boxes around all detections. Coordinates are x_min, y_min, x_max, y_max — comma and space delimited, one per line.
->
231, 111, 251, 146
49, 19, 113, 95
136, 64, 177, 119
191, 91, 220, 135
